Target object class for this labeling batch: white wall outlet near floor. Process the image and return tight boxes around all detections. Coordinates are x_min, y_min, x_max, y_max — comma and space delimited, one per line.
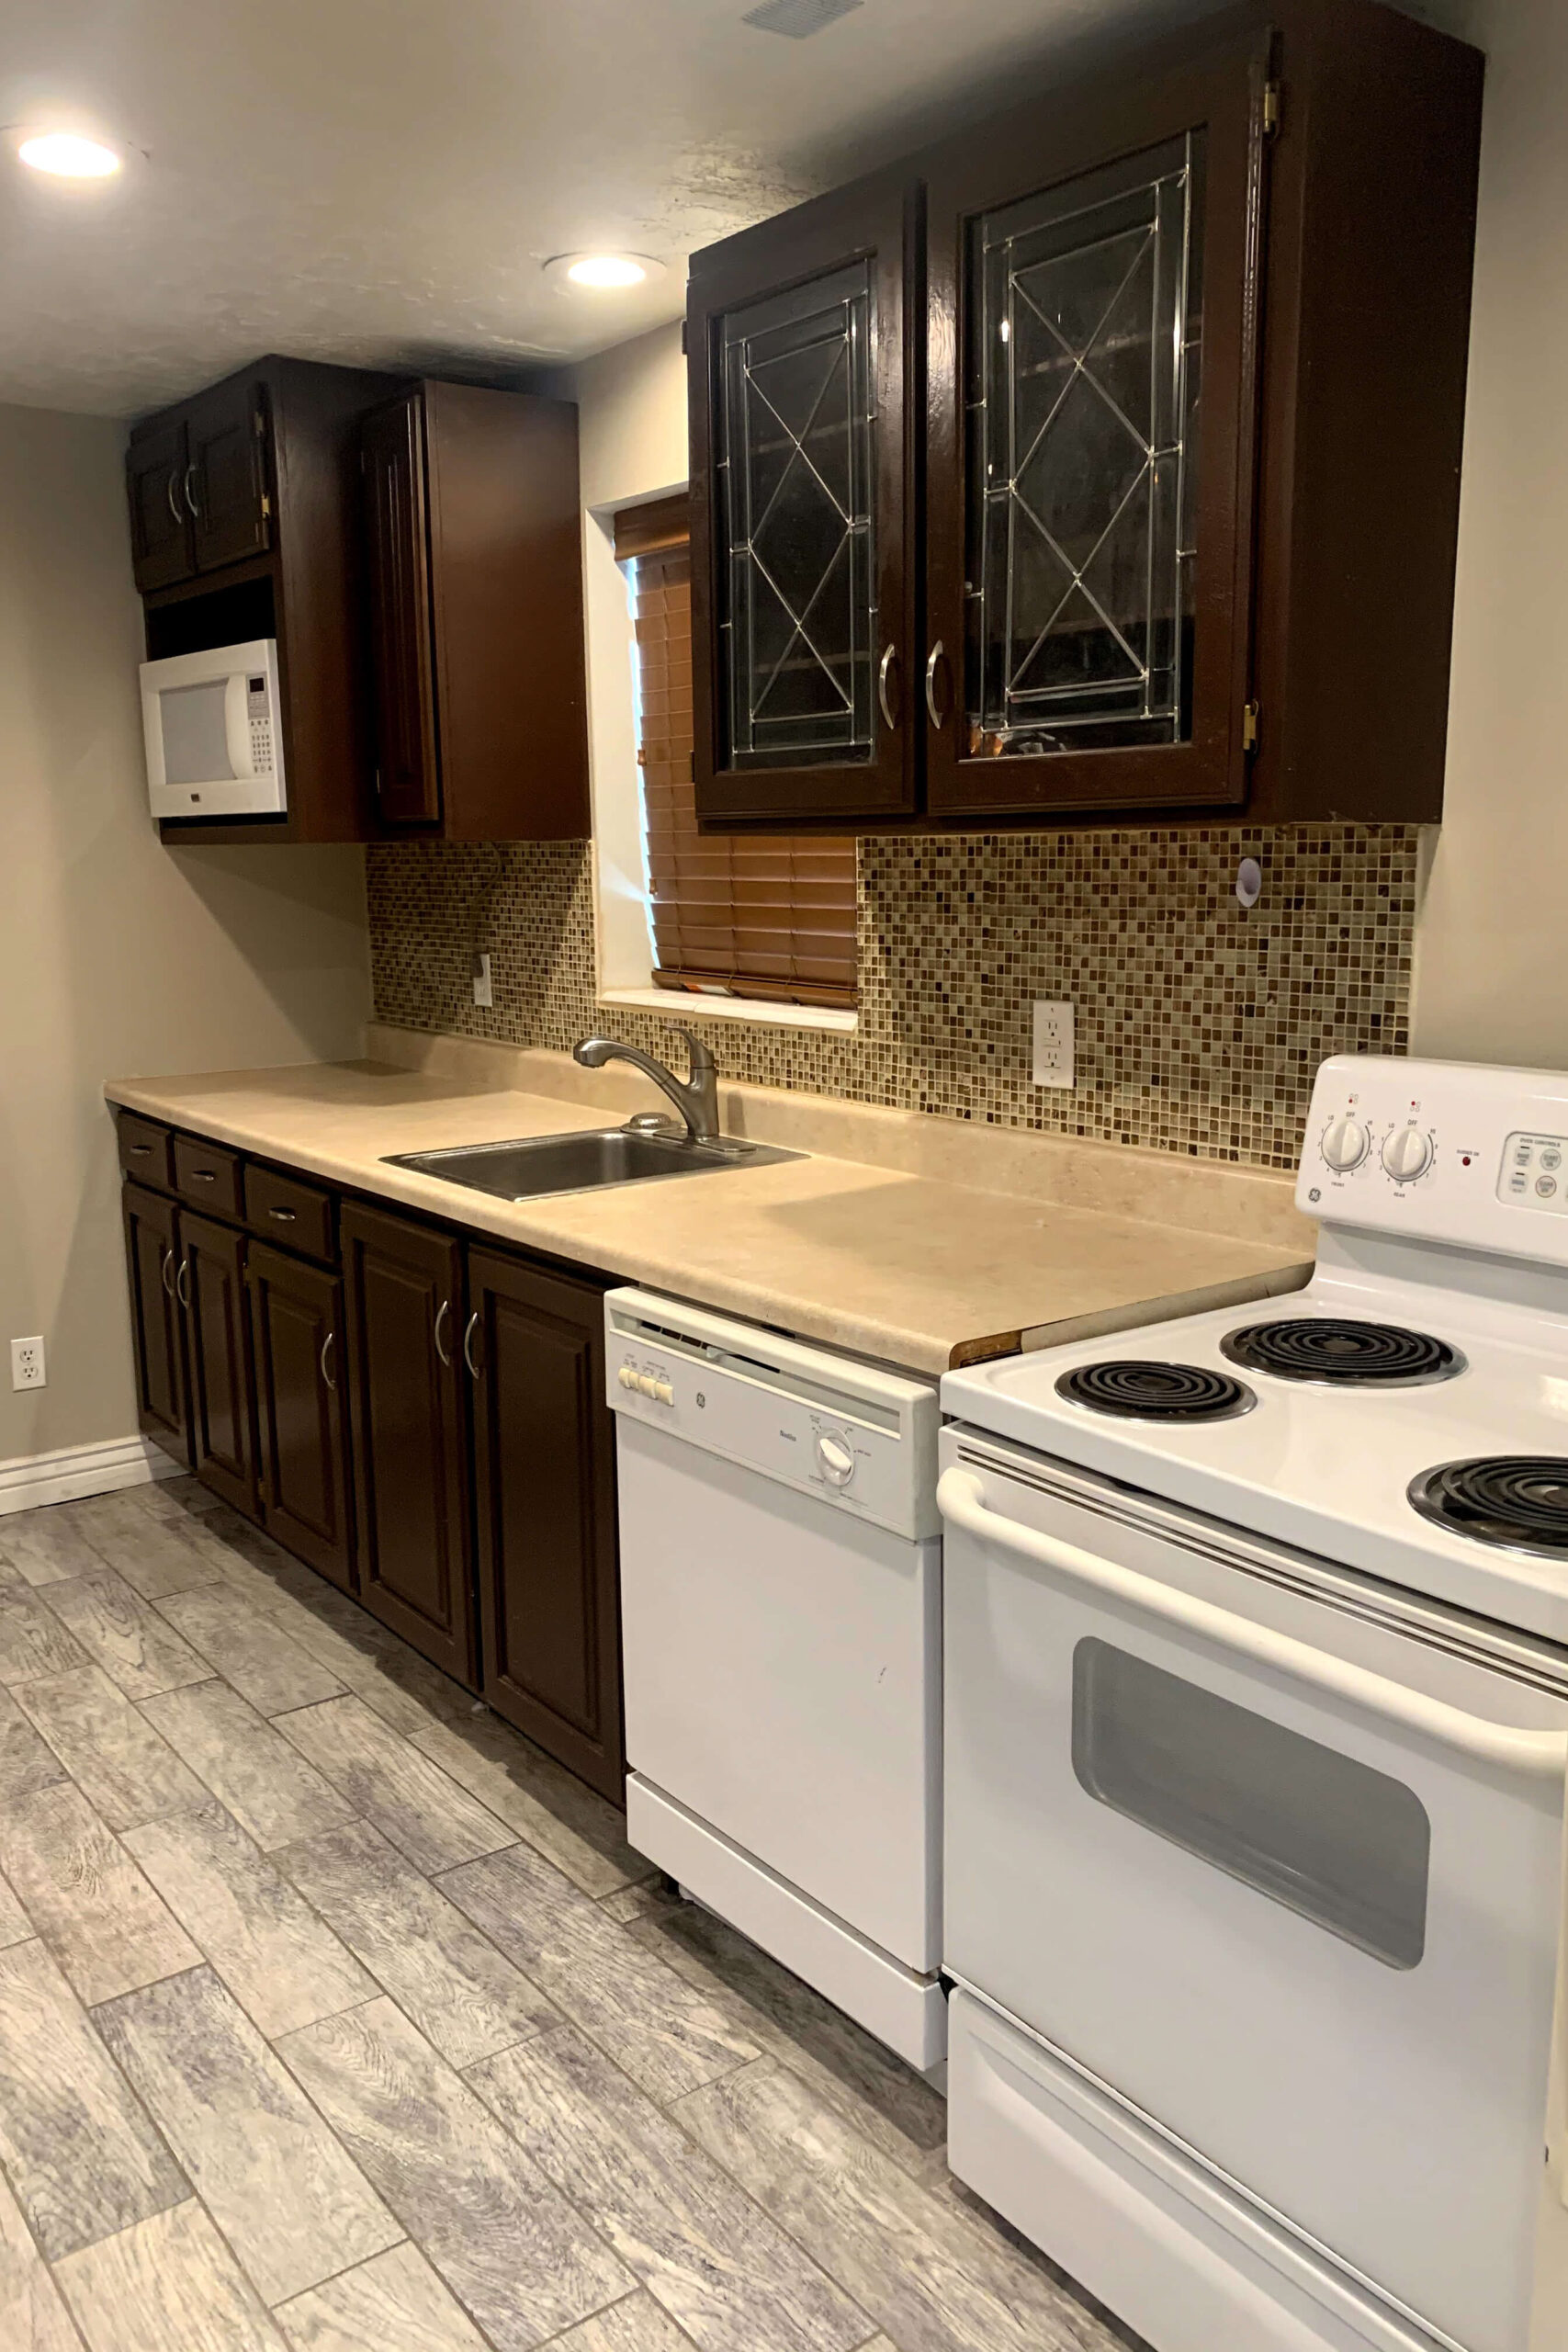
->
10, 1336, 45, 1391
1032, 1001, 1075, 1089
472, 952, 493, 1009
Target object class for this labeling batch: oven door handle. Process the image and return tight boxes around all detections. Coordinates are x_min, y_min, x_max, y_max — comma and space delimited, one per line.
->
938, 1469, 1568, 1781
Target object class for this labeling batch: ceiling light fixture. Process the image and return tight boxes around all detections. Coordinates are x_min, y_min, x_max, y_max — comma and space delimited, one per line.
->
543, 253, 666, 292
16, 130, 123, 178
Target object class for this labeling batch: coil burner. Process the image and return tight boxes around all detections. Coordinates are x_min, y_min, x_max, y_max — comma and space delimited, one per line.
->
1055, 1362, 1257, 1423
1221, 1318, 1462, 1388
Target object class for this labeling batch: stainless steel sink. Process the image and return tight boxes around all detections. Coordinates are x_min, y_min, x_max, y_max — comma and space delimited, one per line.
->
383, 1125, 802, 1204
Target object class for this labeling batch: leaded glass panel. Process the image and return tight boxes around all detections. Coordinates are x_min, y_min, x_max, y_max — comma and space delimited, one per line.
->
716, 263, 876, 768
965, 132, 1205, 757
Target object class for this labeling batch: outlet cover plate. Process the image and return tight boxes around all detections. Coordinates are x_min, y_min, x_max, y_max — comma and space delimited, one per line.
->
11, 1336, 45, 1390
1032, 1001, 1075, 1089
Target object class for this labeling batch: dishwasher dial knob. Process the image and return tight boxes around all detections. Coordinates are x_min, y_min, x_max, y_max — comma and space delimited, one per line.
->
1320, 1114, 1370, 1173
1382, 1125, 1434, 1183
815, 1430, 855, 1487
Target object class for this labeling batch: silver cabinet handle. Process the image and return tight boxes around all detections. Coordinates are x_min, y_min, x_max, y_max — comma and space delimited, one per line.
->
925, 641, 949, 729
166, 469, 184, 526
184, 463, 200, 518
267, 1205, 297, 1223
161, 1250, 176, 1297
176, 1258, 191, 1308
937, 1468, 1568, 1781
463, 1310, 482, 1379
434, 1298, 452, 1366
877, 643, 900, 732
320, 1330, 337, 1391
190, 1168, 217, 1183
129, 1142, 152, 1157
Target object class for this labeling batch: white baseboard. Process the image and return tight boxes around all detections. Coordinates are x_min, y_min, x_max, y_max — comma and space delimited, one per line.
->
0, 1434, 183, 1518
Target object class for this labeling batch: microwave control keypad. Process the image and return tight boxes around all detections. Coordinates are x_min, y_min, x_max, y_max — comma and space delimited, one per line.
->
247, 674, 276, 775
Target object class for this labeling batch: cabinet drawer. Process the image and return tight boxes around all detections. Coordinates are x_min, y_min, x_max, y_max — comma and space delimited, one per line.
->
117, 1113, 175, 1192
173, 1134, 243, 1221
245, 1163, 336, 1263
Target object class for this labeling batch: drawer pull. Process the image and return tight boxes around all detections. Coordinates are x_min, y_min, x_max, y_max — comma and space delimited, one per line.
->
129, 1142, 152, 1158
320, 1330, 337, 1392
190, 1168, 217, 1183
267, 1205, 298, 1223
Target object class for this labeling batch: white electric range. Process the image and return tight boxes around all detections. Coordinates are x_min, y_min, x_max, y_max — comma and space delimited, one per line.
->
938, 1056, 1568, 2352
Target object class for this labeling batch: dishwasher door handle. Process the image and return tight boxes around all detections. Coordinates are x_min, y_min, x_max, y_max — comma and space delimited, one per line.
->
938, 1467, 1568, 1781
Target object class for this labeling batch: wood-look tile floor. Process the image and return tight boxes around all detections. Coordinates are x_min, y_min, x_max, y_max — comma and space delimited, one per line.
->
0, 1477, 1146, 2352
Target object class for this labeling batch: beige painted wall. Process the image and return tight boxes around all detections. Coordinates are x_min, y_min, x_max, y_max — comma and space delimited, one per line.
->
1412, 0, 1568, 1068
0, 401, 370, 1470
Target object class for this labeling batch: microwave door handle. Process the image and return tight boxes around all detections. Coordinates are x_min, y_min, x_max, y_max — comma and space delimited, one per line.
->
223, 672, 255, 781
937, 1468, 1568, 1781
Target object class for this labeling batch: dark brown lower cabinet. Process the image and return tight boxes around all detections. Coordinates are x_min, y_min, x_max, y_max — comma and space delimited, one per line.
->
179, 1212, 257, 1517
121, 1183, 190, 1466
340, 1201, 474, 1683
468, 1250, 624, 1802
248, 1244, 354, 1592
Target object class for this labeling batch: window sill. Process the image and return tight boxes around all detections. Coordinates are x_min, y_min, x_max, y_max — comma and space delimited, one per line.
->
597, 987, 859, 1036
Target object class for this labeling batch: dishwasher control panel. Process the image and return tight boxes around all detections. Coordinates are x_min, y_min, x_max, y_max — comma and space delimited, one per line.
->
605, 1288, 940, 1542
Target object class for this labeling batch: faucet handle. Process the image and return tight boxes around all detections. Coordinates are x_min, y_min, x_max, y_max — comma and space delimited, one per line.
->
672, 1025, 717, 1076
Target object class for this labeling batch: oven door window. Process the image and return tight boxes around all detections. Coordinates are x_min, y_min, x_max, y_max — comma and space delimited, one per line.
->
1072, 1637, 1431, 1968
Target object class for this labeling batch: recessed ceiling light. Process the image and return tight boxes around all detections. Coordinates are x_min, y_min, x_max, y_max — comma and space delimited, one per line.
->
543, 253, 666, 292
16, 130, 123, 178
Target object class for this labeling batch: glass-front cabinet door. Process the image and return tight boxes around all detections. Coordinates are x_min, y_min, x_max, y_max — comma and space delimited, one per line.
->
924, 32, 1272, 819
689, 176, 918, 827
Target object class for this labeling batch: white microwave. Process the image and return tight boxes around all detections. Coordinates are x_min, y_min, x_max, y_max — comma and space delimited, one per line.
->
140, 639, 287, 819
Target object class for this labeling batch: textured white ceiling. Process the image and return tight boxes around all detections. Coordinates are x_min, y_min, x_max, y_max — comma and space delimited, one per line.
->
0, 0, 1213, 418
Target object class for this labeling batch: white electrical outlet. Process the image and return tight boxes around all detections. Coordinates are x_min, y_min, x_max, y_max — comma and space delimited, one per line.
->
472, 953, 493, 1009
1032, 1000, 1075, 1089
11, 1336, 45, 1391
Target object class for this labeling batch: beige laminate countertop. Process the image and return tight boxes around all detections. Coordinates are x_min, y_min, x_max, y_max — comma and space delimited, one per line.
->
105, 1044, 1315, 1377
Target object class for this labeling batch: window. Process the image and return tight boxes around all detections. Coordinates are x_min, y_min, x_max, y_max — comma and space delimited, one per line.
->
616, 498, 858, 1012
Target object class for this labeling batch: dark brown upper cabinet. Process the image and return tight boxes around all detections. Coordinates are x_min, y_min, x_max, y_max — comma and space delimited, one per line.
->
688, 173, 919, 828
130, 356, 404, 846
127, 420, 196, 595
689, 0, 1483, 831
361, 379, 591, 841
128, 375, 270, 593
185, 375, 273, 575
925, 28, 1268, 822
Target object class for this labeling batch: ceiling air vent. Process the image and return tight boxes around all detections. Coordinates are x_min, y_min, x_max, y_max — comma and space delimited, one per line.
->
742, 0, 863, 37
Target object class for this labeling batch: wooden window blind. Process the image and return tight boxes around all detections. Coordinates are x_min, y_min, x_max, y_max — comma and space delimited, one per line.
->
617, 503, 858, 1011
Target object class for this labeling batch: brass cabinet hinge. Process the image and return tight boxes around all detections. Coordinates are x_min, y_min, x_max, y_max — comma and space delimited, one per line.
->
1242, 700, 1260, 754
1262, 80, 1281, 137
260, 492, 272, 518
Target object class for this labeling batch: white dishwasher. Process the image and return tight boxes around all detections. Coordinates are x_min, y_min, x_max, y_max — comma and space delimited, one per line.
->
605, 1286, 943, 2067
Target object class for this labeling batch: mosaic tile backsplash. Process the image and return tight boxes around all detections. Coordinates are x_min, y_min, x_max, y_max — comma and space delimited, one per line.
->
366, 826, 1419, 1172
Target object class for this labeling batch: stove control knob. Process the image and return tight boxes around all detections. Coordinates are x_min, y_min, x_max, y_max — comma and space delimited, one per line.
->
1382, 1125, 1434, 1183
815, 1430, 855, 1487
1320, 1114, 1370, 1173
